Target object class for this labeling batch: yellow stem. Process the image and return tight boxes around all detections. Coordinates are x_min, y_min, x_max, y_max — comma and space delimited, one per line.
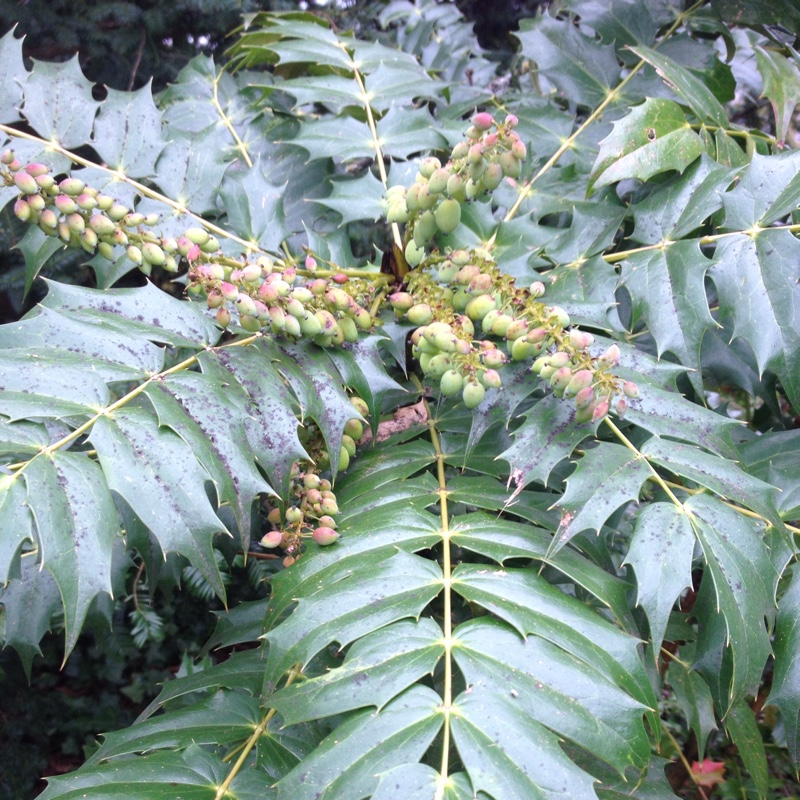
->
212, 71, 253, 168
412, 375, 453, 799
213, 665, 302, 800
494, 0, 706, 235
344, 49, 403, 250
0, 124, 263, 253
6, 333, 261, 476
662, 724, 709, 800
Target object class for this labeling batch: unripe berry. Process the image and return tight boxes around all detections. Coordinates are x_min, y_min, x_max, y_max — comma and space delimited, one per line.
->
504, 319, 529, 341
318, 515, 337, 529
14, 171, 39, 194
490, 313, 514, 338
574, 386, 595, 409
499, 151, 521, 178
89, 213, 116, 237
97, 242, 115, 261
299, 311, 323, 337
592, 399, 610, 422
38, 208, 58, 231
405, 240, 425, 267
615, 397, 628, 417
216, 307, 231, 327
389, 292, 415, 313
462, 380, 486, 409
451, 141, 470, 160
80, 228, 98, 252
321, 495, 340, 515
407, 303, 433, 326
428, 167, 451, 195
440, 369, 464, 396
350, 396, 369, 417
480, 368, 502, 389
598, 344, 621, 368
529, 281, 546, 298
419, 157, 441, 179
123, 212, 145, 227
482, 162, 504, 191
446, 173, 466, 203
240, 315, 261, 332
76, 193, 97, 211
564, 369, 594, 398
313, 527, 340, 546
141, 242, 166, 266
261, 530, 283, 548
511, 140, 527, 160
285, 506, 303, 524
13, 198, 31, 222
569, 329, 594, 350
66, 213, 85, 234
235, 295, 257, 317
58, 177, 85, 196
284, 315, 302, 337
185, 227, 210, 246
200, 236, 220, 253
465, 293, 497, 321
546, 306, 571, 328
344, 418, 364, 440
550, 366, 574, 396
511, 337, 536, 361
414, 210, 438, 245
482, 348, 507, 369
623, 381, 640, 399
575, 401, 596, 424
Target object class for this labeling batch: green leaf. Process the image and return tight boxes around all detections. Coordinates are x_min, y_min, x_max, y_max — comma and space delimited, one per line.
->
553, 441, 652, 552
453, 563, 658, 715
88, 692, 261, 763
0, 557, 61, 677
499, 394, 597, 489
453, 618, 650, 776
40, 280, 220, 348
204, 345, 307, 497
39, 744, 270, 800
14, 225, 66, 298
687, 494, 774, 711
315, 171, 386, 225
275, 686, 443, 800
770, 565, 800, 766
630, 45, 728, 127
589, 98, 704, 193
23, 453, 117, 655
0, 351, 109, 420
269, 619, 444, 724
623, 503, 695, 655
709, 228, 800, 410
92, 83, 166, 175
219, 158, 288, 250
514, 14, 622, 109
451, 684, 600, 800
755, 47, 800, 147
144, 375, 273, 539
265, 550, 441, 676
0, 28, 26, 123
22, 56, 99, 148
667, 660, 717, 759
89, 407, 226, 598
725, 701, 769, 799
738, 430, 800, 519
641, 437, 782, 527
620, 241, 716, 383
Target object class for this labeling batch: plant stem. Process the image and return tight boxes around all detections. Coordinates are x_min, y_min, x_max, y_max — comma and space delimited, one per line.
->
662, 724, 709, 800
213, 665, 301, 800
413, 375, 453, 799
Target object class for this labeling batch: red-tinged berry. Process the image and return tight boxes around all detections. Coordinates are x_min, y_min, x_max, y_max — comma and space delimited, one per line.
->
14, 171, 38, 194
216, 307, 231, 327
472, 112, 494, 131
592, 399, 610, 422
25, 163, 49, 178
313, 527, 340, 546
623, 381, 640, 399
261, 530, 283, 548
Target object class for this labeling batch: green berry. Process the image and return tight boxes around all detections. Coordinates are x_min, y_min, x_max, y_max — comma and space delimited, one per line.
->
434, 199, 461, 234
462, 380, 486, 409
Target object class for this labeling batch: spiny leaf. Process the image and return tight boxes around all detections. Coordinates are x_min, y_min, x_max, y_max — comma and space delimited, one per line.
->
22, 453, 117, 656
755, 46, 800, 147
623, 503, 695, 656
22, 56, 99, 148
275, 686, 443, 800
725, 701, 769, 800
667, 659, 718, 759
0, 28, 26, 123
514, 13, 622, 109
92, 83, 166, 175
770, 565, 800, 767
553, 441, 652, 553
89, 407, 227, 599
687, 494, 774, 711
630, 45, 728, 127
589, 97, 704, 193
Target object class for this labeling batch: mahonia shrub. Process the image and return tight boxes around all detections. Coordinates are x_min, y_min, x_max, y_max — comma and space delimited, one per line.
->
0, 1, 799, 797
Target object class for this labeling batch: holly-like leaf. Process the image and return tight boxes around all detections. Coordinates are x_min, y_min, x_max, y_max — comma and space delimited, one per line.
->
22, 453, 117, 656
755, 47, 800, 148
738, 430, 800, 518
21, 56, 99, 148
770, 565, 800, 767
725, 701, 769, 800
0, 28, 27, 123
630, 45, 728, 127
589, 98, 704, 193
514, 13, 622, 109
92, 83, 166, 175
553, 441, 652, 554
624, 503, 695, 655
667, 660, 718, 759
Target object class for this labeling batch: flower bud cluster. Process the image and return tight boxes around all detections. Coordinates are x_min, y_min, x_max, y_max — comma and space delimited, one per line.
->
187, 259, 376, 343
258, 396, 367, 566
383, 113, 525, 267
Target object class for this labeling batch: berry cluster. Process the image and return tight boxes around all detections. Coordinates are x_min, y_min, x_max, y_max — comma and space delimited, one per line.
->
383, 112, 637, 420
259, 397, 367, 564
188, 258, 376, 344
384, 112, 526, 267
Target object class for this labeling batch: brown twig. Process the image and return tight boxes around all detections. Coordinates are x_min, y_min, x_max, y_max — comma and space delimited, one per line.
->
128, 29, 147, 92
